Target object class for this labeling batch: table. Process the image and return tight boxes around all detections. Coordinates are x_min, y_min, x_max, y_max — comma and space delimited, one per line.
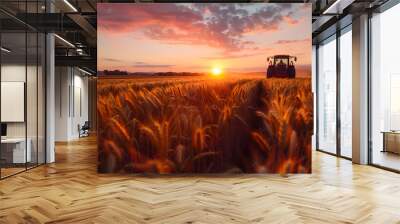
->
1, 138, 31, 164
381, 131, 400, 154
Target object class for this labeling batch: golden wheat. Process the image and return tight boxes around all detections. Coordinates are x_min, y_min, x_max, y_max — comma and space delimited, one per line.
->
98, 76, 312, 174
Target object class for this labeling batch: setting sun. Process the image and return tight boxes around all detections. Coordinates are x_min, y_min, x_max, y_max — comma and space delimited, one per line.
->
211, 67, 222, 76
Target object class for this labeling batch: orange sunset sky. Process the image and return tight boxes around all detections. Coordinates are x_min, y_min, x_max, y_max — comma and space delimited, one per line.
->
98, 3, 311, 74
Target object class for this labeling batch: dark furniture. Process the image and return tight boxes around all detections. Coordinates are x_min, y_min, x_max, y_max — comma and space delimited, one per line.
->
1, 123, 7, 137
78, 121, 90, 138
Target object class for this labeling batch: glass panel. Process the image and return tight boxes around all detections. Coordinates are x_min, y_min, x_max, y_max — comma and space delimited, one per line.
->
26, 0, 39, 170
27, 30, 38, 169
317, 36, 337, 154
1, 30, 27, 177
0, 1, 46, 178
38, 32, 45, 165
339, 28, 352, 158
371, 4, 400, 171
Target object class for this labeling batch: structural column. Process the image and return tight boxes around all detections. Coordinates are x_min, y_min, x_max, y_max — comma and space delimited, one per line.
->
46, 0, 55, 163
352, 14, 369, 164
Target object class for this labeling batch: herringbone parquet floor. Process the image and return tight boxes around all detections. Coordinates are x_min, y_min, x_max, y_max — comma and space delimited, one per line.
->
1, 136, 400, 224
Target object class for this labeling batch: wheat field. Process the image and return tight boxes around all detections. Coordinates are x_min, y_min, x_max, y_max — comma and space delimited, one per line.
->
97, 76, 313, 174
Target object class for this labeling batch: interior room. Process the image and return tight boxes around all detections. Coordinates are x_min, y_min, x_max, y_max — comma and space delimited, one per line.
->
0, 0, 400, 223
54, 66, 91, 141
0, 10, 46, 178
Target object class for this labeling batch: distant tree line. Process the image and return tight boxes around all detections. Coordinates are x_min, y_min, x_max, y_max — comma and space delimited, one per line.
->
101, 70, 203, 76
153, 72, 203, 76
103, 70, 129, 76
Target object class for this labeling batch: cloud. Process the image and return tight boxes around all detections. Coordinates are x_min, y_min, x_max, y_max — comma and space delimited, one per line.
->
101, 59, 174, 68
202, 47, 272, 60
274, 38, 310, 45
283, 16, 299, 25
132, 62, 175, 68
98, 3, 305, 53
102, 57, 123, 62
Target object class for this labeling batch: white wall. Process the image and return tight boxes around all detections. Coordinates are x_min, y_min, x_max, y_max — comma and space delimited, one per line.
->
55, 67, 70, 141
1, 65, 26, 139
55, 67, 89, 141
72, 73, 89, 138
1, 64, 26, 81
1, 65, 39, 138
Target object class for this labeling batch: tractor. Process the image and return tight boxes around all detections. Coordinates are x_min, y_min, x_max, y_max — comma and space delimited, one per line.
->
266, 55, 297, 78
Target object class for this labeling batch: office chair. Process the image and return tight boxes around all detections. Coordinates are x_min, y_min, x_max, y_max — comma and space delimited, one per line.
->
79, 121, 90, 138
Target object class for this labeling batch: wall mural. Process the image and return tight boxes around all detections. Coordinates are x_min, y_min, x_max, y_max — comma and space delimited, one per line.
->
97, 3, 313, 174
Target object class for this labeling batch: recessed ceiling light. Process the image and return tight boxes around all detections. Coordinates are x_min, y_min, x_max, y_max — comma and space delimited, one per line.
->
1, 47, 11, 53
322, 0, 355, 15
78, 67, 93, 76
54, 34, 75, 48
323, 0, 343, 14
63, 0, 78, 12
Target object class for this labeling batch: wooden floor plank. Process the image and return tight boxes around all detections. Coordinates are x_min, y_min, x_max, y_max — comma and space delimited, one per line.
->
0, 136, 400, 223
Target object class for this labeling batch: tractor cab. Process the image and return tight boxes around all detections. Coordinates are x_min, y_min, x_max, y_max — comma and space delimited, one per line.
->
266, 55, 297, 78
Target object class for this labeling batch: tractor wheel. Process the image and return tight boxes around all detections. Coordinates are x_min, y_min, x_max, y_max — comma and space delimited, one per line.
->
267, 66, 274, 78
288, 66, 295, 78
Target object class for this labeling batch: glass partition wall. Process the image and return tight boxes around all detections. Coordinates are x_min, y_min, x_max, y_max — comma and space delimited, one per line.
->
317, 35, 337, 155
316, 1, 400, 171
0, 2, 46, 179
370, 3, 400, 171
316, 26, 353, 159
339, 27, 352, 158
0, 30, 27, 177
